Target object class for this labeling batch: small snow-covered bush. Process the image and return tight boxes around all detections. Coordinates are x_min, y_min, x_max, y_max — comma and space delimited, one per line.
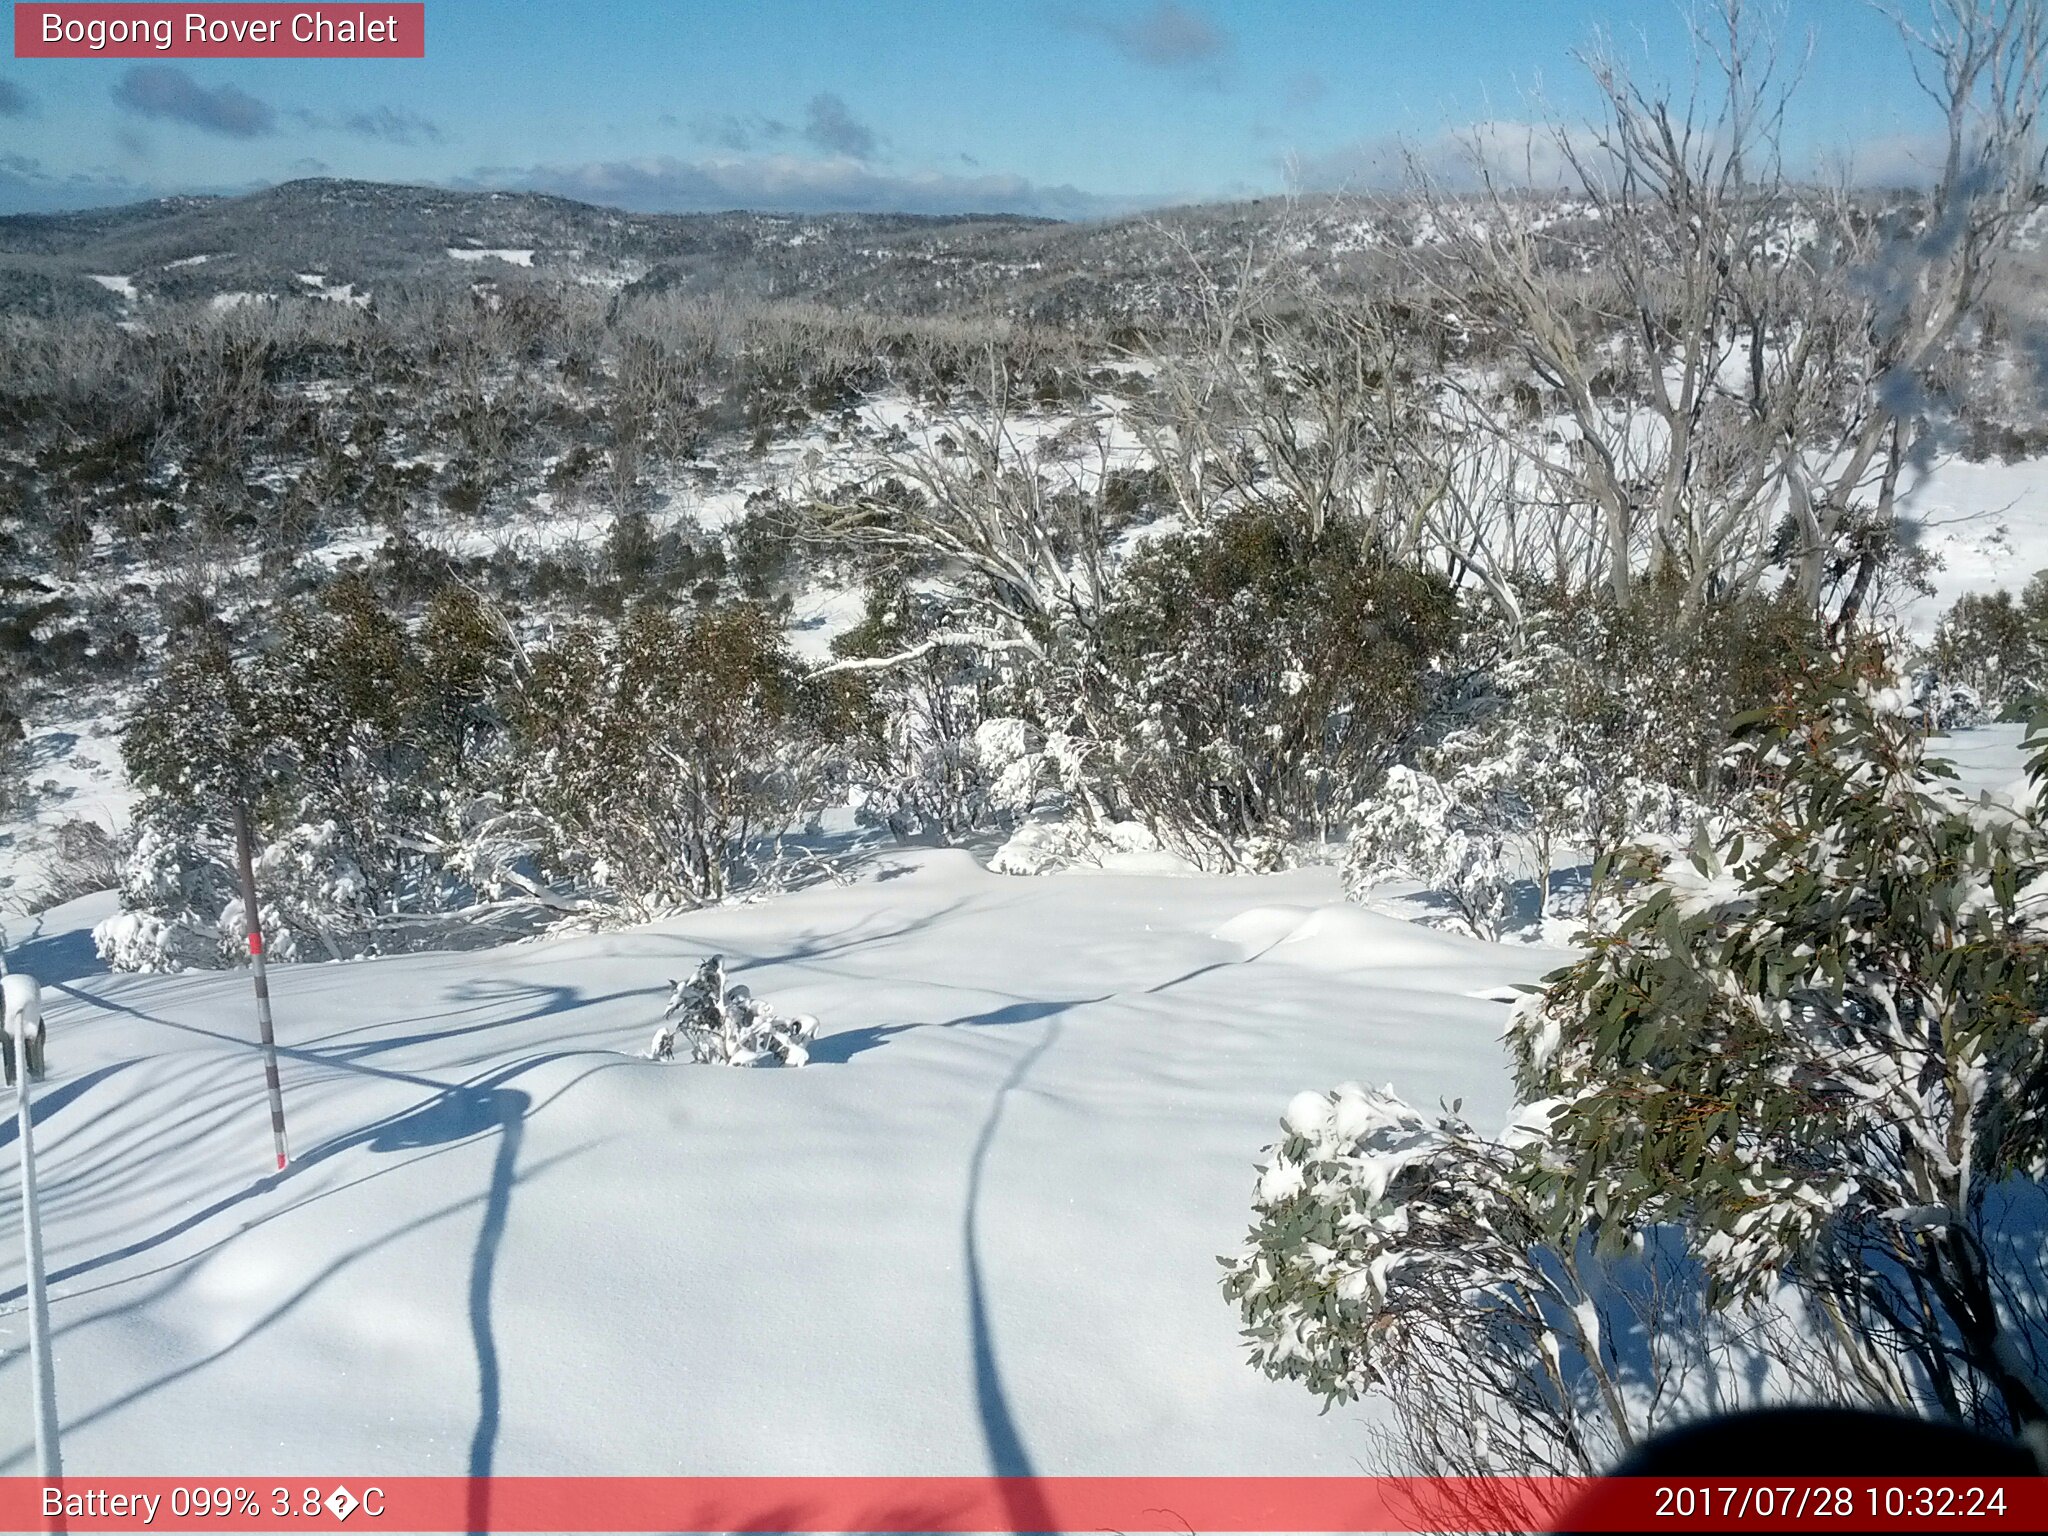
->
988, 814, 1164, 875
1344, 763, 1516, 939
93, 823, 241, 972
92, 910, 214, 973
649, 955, 817, 1067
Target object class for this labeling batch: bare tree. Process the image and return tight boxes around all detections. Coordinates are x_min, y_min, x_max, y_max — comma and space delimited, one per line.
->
1402, 0, 2047, 621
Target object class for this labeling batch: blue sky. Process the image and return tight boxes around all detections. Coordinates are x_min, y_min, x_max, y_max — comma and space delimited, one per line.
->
0, 1, 1954, 217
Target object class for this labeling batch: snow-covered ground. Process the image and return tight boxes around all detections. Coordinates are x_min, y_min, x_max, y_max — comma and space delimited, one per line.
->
0, 702, 133, 911
0, 850, 1555, 1477
1895, 453, 2048, 637
448, 248, 536, 267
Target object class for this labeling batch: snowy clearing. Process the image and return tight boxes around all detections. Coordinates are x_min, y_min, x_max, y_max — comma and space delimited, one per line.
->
448, 248, 536, 267
1, 850, 1555, 1476
1896, 454, 2048, 637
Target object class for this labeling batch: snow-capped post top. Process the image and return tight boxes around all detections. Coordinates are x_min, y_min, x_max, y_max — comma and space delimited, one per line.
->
3, 972, 43, 1083
2, 973, 41, 1036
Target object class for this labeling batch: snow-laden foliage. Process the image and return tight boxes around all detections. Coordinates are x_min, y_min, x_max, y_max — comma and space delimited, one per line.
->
1341, 591, 1811, 933
1344, 763, 1516, 938
1226, 1084, 1553, 1409
1092, 514, 1461, 867
1235, 670, 2048, 1478
835, 584, 1046, 840
512, 603, 845, 914
988, 814, 1168, 876
1224, 1082, 1892, 1482
99, 578, 854, 969
92, 823, 242, 971
1513, 675, 2048, 1433
820, 449, 1466, 874
649, 954, 817, 1067
102, 581, 561, 970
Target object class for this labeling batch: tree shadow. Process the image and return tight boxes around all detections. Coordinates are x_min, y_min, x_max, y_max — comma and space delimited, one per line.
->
1, 906, 109, 985
0, 1061, 130, 1152
361, 1076, 531, 1536
958, 1000, 1100, 1529
809, 997, 1084, 1065
11, 979, 636, 1510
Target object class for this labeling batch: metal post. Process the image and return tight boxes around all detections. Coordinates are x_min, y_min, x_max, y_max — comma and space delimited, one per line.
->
10, 988, 61, 1479
232, 800, 291, 1172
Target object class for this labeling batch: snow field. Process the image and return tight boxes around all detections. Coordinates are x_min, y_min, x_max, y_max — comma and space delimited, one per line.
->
1, 849, 1557, 1476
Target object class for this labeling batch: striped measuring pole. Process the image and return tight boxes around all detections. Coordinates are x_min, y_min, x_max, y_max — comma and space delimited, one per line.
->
231, 800, 291, 1172
2, 953, 61, 1479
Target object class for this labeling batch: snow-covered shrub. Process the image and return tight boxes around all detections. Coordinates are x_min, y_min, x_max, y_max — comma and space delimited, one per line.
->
512, 602, 844, 912
249, 820, 376, 962
649, 955, 817, 1067
1093, 513, 1461, 867
987, 814, 1165, 875
1513, 674, 2048, 1435
93, 822, 240, 971
1344, 762, 1516, 939
92, 910, 201, 974
1225, 1083, 1883, 1483
1911, 671, 1988, 733
1358, 586, 1816, 925
833, 586, 1041, 842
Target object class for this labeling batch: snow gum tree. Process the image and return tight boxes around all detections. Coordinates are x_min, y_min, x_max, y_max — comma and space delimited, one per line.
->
511, 603, 845, 912
1232, 667, 2048, 1479
1512, 675, 2048, 1434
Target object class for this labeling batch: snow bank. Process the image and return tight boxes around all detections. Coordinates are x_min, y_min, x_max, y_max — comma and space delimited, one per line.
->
1213, 902, 1513, 971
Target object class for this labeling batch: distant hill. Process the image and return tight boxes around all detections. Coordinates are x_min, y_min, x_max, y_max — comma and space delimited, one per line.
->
0, 177, 1401, 324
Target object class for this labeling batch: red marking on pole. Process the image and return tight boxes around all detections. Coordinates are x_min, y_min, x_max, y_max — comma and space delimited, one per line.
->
276, 1153, 288, 1172
247, 930, 264, 957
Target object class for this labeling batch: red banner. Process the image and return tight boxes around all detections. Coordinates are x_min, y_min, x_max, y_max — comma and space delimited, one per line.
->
0, 1476, 2042, 1532
13, 5, 424, 58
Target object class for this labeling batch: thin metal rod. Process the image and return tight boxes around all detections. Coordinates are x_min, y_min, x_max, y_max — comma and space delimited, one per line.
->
12, 995, 61, 1478
232, 799, 291, 1172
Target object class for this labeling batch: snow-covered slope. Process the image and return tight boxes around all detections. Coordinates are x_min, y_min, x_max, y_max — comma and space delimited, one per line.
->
1897, 454, 2048, 636
0, 850, 1556, 1477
